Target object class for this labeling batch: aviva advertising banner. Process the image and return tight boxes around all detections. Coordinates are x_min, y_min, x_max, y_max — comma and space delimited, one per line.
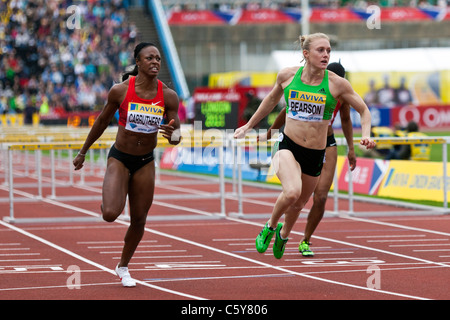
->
377, 160, 449, 202
265, 156, 448, 203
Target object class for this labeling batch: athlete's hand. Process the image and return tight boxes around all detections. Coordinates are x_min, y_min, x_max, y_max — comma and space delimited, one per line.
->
360, 137, 376, 150
160, 119, 181, 145
73, 153, 85, 171
234, 124, 250, 139
257, 131, 270, 142
347, 148, 357, 171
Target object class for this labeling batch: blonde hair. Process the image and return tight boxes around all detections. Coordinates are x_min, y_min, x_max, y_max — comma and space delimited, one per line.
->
299, 33, 330, 63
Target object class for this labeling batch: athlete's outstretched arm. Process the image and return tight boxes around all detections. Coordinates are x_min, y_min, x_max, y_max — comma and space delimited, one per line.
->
234, 69, 290, 139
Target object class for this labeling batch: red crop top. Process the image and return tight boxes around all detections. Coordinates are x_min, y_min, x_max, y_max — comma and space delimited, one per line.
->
118, 76, 165, 134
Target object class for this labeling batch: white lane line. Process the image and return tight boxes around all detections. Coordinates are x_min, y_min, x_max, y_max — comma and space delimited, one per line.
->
144, 224, 430, 300
0, 253, 39, 256
6, 174, 446, 299
66, 182, 446, 267
88, 245, 171, 249
414, 249, 450, 252
347, 235, 426, 239
231, 218, 450, 269
389, 243, 450, 247
368, 239, 448, 243
346, 216, 450, 237
78, 240, 157, 245
99, 250, 186, 254
3, 191, 429, 300
0, 220, 205, 300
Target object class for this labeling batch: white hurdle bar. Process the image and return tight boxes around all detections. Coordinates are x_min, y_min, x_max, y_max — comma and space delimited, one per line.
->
230, 135, 450, 218
1, 139, 228, 224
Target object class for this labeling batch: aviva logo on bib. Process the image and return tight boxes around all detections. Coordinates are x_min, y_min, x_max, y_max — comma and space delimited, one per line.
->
126, 102, 164, 133
289, 90, 325, 103
288, 90, 326, 122
129, 103, 164, 115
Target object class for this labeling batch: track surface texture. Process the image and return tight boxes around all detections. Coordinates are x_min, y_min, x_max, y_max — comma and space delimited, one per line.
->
1, 161, 449, 306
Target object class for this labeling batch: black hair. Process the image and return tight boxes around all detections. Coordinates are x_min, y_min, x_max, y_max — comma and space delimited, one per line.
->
327, 61, 345, 78
121, 42, 158, 81
406, 121, 419, 132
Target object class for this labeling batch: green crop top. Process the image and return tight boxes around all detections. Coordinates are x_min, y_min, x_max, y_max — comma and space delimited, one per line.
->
284, 66, 338, 122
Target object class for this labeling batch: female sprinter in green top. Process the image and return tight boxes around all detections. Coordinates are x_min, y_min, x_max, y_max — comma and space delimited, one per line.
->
234, 33, 376, 259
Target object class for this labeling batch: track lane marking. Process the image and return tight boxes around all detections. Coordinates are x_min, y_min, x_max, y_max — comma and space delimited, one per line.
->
5, 174, 449, 299
0, 220, 205, 300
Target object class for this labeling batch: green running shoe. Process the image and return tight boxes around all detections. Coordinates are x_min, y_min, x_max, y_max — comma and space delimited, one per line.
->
299, 240, 314, 257
255, 223, 276, 253
273, 223, 288, 259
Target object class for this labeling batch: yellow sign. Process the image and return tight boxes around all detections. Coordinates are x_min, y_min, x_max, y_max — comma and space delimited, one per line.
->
378, 160, 449, 202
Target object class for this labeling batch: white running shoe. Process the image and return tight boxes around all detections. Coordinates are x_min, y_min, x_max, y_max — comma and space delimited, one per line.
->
115, 264, 136, 287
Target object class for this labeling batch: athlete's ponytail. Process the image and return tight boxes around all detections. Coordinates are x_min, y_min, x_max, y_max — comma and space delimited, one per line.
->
122, 65, 138, 81
122, 42, 158, 81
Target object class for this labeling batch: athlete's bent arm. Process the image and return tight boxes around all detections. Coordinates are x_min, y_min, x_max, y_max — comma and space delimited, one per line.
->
159, 87, 181, 145
339, 102, 356, 170
334, 77, 375, 149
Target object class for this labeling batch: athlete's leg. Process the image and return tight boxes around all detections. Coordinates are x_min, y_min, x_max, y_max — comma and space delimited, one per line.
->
303, 146, 338, 243
267, 150, 302, 229
101, 157, 129, 222
118, 161, 155, 268
281, 173, 319, 239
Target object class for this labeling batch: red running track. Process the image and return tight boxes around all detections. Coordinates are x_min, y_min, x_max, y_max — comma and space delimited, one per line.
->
0, 165, 449, 303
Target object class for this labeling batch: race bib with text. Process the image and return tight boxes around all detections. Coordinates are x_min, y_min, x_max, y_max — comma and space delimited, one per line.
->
287, 90, 326, 122
125, 102, 164, 133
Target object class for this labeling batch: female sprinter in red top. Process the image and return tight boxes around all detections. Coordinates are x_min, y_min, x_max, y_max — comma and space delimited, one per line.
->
73, 42, 181, 287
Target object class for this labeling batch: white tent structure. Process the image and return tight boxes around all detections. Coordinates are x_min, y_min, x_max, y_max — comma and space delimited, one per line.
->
266, 47, 450, 73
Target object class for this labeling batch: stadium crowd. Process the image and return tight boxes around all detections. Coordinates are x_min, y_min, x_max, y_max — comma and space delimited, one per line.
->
0, 0, 139, 118
1, 0, 446, 119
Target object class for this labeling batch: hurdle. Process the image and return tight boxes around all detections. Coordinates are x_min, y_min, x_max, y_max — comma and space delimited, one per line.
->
1, 141, 113, 223
228, 136, 281, 219
350, 136, 449, 212
1, 136, 228, 224
230, 135, 450, 219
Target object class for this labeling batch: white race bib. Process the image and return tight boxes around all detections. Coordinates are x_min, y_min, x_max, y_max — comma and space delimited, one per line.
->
287, 90, 326, 122
125, 102, 164, 133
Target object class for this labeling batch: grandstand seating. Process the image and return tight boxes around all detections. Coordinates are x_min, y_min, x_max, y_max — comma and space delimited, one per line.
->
0, 0, 143, 117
